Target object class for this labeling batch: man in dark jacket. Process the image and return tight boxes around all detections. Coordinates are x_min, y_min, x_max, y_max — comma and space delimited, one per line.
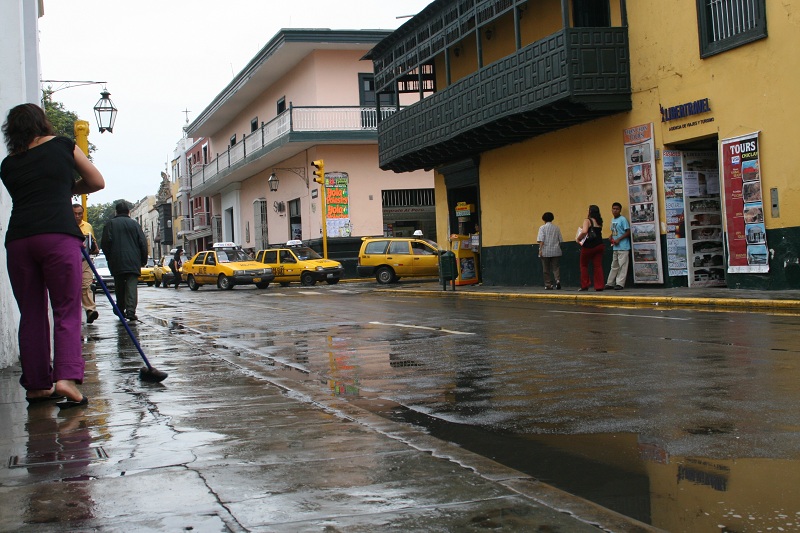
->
101, 202, 148, 321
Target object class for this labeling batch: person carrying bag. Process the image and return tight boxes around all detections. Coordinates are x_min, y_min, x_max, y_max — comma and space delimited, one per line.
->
577, 205, 605, 291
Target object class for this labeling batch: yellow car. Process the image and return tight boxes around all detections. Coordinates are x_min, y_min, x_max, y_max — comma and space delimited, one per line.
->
153, 249, 189, 287
255, 241, 344, 286
357, 236, 442, 284
183, 242, 275, 290
138, 257, 155, 286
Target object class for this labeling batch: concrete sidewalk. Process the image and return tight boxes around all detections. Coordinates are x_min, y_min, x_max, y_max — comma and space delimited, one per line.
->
380, 280, 800, 311
0, 300, 658, 532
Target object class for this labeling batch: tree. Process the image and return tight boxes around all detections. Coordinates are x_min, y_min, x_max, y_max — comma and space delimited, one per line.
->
42, 88, 96, 155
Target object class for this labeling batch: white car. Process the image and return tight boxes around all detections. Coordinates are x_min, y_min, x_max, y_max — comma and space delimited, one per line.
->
91, 254, 115, 292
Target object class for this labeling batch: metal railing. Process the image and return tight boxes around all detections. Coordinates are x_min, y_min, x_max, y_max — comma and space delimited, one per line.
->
179, 211, 212, 234
191, 106, 398, 190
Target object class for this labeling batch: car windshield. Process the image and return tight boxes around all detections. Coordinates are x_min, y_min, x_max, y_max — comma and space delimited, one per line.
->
292, 247, 322, 260
215, 248, 250, 263
145, 258, 155, 267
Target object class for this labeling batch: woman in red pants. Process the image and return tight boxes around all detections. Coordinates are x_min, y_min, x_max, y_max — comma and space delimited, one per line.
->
577, 205, 605, 291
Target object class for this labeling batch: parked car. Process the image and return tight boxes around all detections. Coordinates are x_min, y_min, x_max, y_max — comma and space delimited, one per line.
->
138, 257, 155, 286
182, 242, 274, 290
255, 240, 344, 286
91, 254, 114, 292
153, 249, 189, 287
357, 237, 443, 284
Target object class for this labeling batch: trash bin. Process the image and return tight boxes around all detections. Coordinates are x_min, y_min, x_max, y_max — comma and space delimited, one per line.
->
439, 251, 456, 291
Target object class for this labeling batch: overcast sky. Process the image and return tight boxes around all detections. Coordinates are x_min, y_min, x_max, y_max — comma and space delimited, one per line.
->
38, 0, 431, 206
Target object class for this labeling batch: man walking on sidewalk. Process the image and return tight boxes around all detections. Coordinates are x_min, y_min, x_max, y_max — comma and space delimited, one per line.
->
101, 202, 148, 321
73, 203, 99, 323
605, 202, 631, 290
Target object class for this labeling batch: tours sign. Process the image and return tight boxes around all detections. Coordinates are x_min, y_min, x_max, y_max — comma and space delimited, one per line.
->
721, 133, 768, 273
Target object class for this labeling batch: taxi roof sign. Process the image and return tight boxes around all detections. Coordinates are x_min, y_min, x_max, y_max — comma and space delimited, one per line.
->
286, 240, 304, 247
213, 242, 238, 248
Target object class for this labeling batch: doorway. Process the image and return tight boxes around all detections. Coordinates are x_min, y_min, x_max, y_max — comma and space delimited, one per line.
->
664, 136, 724, 287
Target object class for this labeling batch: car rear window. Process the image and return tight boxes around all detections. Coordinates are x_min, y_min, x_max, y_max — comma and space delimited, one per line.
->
364, 241, 389, 254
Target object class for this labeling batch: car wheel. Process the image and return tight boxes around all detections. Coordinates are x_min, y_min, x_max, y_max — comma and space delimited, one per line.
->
147, 281, 154, 287
325, 278, 340, 285
255, 281, 270, 289
279, 282, 290, 287
300, 272, 316, 286
188, 275, 200, 291
376, 266, 395, 284
218, 274, 234, 290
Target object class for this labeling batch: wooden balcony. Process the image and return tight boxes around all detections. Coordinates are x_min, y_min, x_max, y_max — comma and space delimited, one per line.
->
378, 27, 631, 173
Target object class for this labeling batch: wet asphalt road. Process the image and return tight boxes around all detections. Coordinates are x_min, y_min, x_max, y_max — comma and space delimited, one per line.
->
141, 281, 800, 531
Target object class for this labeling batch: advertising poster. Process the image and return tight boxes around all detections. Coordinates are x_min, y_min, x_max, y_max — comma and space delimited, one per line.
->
683, 151, 725, 286
623, 123, 664, 283
721, 133, 768, 273
324, 172, 351, 237
663, 150, 688, 276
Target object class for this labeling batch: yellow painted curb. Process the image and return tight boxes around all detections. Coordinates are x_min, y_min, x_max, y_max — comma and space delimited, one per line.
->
381, 289, 800, 310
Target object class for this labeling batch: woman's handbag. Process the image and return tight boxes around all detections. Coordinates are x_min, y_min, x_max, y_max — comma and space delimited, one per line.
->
582, 224, 602, 248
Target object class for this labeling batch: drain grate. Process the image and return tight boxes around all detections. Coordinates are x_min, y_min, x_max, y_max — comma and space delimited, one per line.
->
8, 446, 108, 468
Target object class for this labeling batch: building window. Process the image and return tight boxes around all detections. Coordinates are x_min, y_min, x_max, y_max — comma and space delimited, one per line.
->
277, 97, 286, 114
250, 117, 258, 132
230, 134, 237, 147
697, 0, 767, 57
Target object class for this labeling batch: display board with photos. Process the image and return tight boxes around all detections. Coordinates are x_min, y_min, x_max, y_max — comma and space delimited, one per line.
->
663, 150, 688, 276
721, 132, 768, 273
683, 151, 725, 287
623, 123, 664, 283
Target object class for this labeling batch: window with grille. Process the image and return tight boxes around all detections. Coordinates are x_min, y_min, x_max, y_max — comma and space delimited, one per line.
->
697, 0, 766, 57
253, 199, 269, 250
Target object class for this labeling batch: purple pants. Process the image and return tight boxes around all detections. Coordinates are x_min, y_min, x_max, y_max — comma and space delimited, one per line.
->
6, 233, 84, 390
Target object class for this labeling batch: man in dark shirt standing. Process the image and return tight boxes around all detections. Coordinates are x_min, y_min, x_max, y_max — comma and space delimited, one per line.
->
101, 202, 148, 322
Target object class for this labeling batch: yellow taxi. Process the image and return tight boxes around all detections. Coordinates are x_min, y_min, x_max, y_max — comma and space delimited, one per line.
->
153, 249, 189, 287
138, 257, 155, 286
182, 242, 275, 290
357, 236, 442, 284
255, 240, 344, 286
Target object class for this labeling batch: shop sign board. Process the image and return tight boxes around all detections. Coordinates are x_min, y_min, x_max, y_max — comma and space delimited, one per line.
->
663, 150, 688, 276
721, 132, 768, 273
324, 172, 351, 237
623, 123, 664, 283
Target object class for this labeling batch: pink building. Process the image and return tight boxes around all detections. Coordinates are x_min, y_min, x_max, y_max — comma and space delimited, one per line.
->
184, 29, 434, 267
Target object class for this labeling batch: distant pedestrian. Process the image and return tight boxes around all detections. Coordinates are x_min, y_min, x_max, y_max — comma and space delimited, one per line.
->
1, 103, 104, 406
171, 246, 183, 289
605, 202, 631, 290
537, 212, 562, 289
101, 202, 148, 321
576, 205, 605, 291
73, 203, 100, 323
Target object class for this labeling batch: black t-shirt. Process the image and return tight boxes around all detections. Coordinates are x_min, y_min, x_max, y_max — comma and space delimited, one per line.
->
0, 136, 83, 244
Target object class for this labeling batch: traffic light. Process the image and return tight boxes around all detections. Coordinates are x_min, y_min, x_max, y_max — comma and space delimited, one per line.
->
312, 159, 325, 185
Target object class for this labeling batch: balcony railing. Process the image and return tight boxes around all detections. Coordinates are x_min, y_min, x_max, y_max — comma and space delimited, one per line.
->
179, 176, 191, 192
179, 212, 212, 233
191, 106, 397, 191
377, 27, 631, 172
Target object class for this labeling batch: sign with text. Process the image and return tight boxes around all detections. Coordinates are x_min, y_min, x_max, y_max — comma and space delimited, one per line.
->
721, 133, 768, 273
623, 123, 664, 283
324, 172, 351, 237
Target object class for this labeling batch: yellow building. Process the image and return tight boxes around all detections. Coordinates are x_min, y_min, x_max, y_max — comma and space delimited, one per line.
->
370, 0, 797, 290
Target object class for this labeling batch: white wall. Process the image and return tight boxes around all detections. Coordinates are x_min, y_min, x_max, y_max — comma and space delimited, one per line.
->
0, 0, 43, 368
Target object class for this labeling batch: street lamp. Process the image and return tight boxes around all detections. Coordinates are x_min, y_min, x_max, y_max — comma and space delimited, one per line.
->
93, 89, 118, 133
268, 173, 279, 192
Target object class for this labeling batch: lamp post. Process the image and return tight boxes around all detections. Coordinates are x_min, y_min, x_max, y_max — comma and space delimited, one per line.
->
72, 89, 118, 219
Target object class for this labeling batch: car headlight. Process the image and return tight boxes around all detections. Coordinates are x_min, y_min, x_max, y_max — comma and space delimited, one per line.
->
261, 268, 273, 275
316, 266, 325, 271
234, 270, 245, 275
